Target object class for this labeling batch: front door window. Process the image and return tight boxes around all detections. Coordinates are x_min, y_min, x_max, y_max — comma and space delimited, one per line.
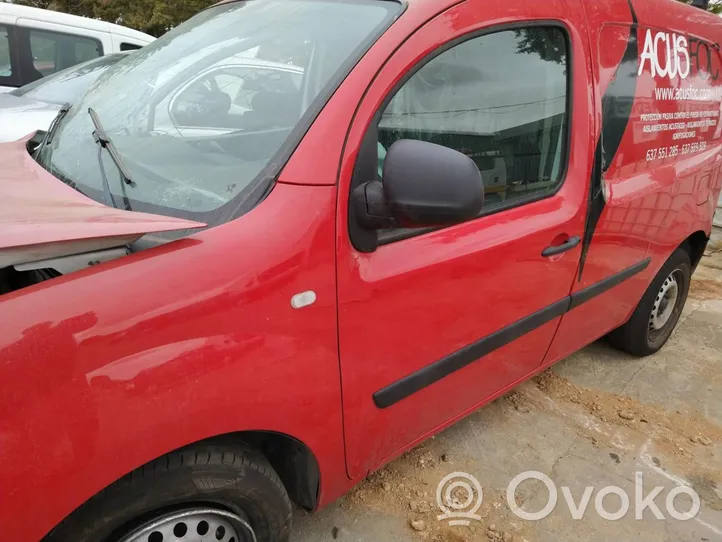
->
377, 27, 569, 226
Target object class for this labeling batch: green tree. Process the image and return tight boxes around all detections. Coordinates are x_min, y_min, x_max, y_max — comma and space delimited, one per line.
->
677, 0, 722, 13
12, 0, 94, 18
13, 0, 216, 36
92, 0, 216, 37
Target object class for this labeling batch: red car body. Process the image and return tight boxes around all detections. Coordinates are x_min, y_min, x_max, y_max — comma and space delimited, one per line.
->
1, 0, 721, 539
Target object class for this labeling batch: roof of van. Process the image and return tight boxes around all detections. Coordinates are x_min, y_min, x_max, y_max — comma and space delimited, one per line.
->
0, 4, 155, 42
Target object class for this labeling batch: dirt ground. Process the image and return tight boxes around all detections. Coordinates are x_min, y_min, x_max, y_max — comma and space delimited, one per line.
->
293, 235, 722, 542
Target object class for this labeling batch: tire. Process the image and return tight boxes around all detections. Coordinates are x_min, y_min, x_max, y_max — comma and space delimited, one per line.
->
608, 247, 691, 357
44, 442, 293, 542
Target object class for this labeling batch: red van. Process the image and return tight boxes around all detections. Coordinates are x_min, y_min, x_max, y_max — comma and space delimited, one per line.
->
1, 0, 721, 540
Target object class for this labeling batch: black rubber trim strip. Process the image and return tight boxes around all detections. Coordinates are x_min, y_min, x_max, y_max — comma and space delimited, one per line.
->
372, 257, 651, 409
569, 258, 650, 310
373, 298, 571, 409
578, 0, 639, 281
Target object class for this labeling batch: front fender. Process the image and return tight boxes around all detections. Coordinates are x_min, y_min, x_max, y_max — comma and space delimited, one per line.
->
0, 183, 346, 541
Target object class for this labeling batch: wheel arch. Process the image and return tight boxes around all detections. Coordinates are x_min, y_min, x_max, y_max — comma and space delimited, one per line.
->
42, 430, 322, 542
681, 230, 709, 271
230, 430, 321, 511
138, 430, 322, 512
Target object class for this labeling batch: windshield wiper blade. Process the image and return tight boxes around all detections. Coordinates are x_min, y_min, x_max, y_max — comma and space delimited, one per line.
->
36, 103, 71, 155
88, 107, 134, 186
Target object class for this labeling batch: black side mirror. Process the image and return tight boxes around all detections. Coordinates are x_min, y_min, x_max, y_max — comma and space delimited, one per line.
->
172, 85, 231, 126
353, 140, 484, 230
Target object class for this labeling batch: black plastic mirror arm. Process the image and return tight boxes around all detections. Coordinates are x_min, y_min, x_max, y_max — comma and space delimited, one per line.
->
353, 181, 398, 230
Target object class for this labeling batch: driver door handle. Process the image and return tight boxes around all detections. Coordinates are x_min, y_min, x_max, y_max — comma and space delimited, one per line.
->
542, 236, 581, 257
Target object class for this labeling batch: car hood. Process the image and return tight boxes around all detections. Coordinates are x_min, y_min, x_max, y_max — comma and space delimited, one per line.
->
0, 136, 206, 268
0, 92, 61, 112
0, 93, 62, 143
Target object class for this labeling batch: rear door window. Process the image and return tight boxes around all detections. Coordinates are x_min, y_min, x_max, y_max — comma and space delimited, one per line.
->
0, 25, 16, 85
28, 28, 103, 78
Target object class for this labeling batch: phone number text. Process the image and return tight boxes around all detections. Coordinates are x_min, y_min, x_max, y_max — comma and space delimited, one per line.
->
645, 142, 707, 161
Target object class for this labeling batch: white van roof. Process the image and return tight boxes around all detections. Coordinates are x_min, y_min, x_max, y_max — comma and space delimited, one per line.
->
0, 3, 155, 43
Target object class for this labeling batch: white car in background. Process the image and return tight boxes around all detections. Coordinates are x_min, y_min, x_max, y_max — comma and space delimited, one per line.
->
1, 3, 153, 92
0, 52, 128, 142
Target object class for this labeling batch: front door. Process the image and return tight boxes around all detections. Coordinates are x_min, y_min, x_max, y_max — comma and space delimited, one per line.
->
336, 0, 593, 478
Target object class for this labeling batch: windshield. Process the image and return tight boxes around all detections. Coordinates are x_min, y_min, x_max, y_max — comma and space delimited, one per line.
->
11, 54, 127, 104
36, 0, 400, 227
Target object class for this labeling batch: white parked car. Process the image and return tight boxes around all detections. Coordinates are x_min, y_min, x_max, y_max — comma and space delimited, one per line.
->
0, 3, 153, 92
0, 52, 127, 142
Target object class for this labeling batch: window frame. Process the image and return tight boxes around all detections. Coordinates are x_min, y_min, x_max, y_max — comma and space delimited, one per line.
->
0, 24, 21, 88
18, 26, 104, 83
349, 20, 573, 250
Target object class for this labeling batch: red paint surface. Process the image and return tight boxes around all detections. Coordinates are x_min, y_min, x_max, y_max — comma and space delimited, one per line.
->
335, 0, 592, 479
1, 0, 721, 540
546, 0, 722, 362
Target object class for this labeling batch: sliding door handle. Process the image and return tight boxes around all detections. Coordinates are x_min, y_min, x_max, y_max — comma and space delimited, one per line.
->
542, 236, 581, 257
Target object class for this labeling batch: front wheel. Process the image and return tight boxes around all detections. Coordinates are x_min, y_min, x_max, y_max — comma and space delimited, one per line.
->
608, 248, 691, 357
44, 442, 293, 542
119, 508, 255, 542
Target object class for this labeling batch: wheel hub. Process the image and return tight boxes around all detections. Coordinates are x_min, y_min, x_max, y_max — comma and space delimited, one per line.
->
119, 508, 256, 542
649, 272, 679, 332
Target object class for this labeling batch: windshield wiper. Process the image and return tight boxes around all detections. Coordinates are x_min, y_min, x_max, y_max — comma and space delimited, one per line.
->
88, 107, 134, 186
35, 103, 71, 156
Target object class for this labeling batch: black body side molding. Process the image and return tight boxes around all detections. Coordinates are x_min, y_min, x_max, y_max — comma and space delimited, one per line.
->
372, 298, 570, 409
569, 258, 650, 310
373, 258, 652, 409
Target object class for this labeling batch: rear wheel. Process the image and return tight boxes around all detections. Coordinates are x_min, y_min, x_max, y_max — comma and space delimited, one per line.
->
608, 248, 691, 357
44, 442, 292, 542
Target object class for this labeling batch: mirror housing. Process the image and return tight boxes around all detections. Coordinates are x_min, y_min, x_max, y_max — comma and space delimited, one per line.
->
171, 86, 231, 127
354, 140, 484, 230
